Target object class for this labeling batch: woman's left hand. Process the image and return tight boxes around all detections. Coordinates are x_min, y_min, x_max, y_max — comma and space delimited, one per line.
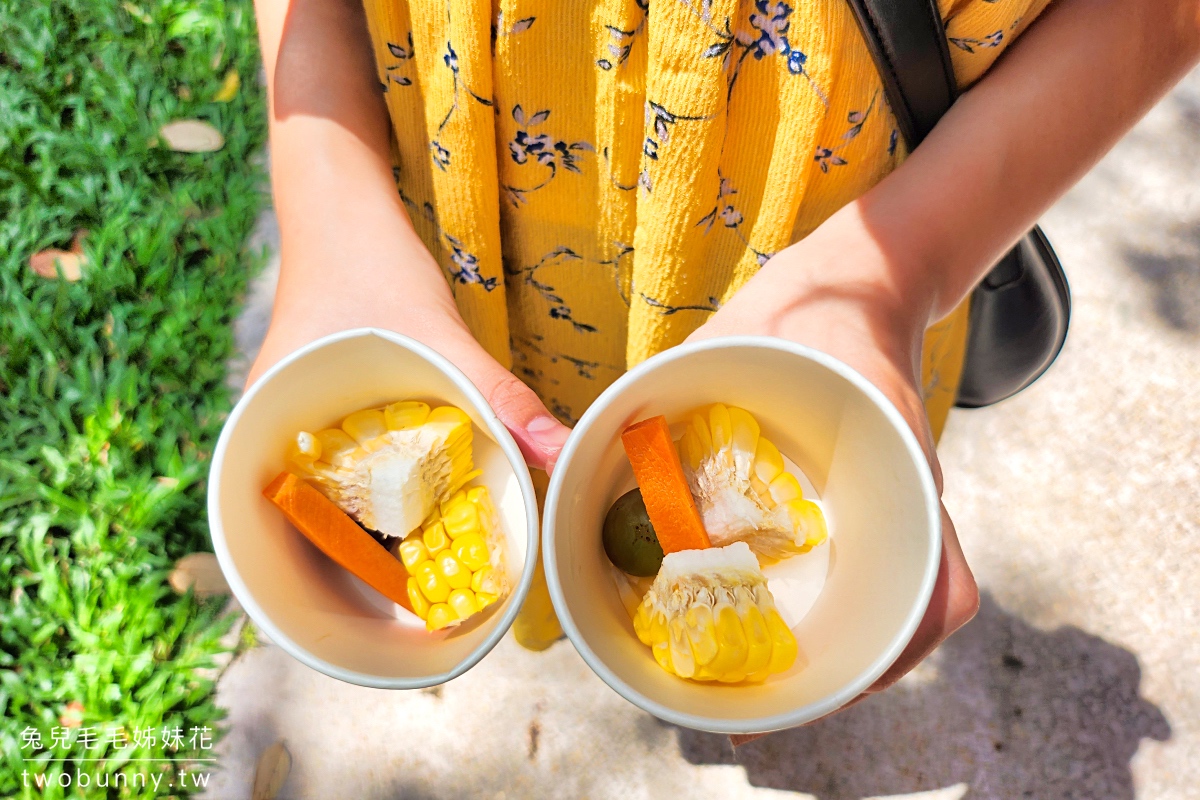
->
686, 209, 980, 739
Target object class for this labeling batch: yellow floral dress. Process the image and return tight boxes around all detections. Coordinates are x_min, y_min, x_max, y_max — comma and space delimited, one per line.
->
360, 0, 1049, 646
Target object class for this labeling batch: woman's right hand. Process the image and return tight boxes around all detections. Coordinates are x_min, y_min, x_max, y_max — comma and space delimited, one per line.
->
247, 251, 571, 474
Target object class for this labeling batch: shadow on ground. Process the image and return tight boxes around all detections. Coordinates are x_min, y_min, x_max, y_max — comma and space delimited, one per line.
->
676, 593, 1169, 800
1123, 221, 1200, 336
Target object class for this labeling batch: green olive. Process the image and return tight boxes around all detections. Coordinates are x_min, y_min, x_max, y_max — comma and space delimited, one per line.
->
602, 488, 664, 577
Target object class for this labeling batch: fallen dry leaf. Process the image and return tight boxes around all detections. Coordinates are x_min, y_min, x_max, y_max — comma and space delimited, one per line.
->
169, 553, 230, 597
30, 230, 89, 280
213, 69, 240, 102
252, 741, 292, 800
30, 250, 85, 281
121, 1, 152, 24
159, 119, 224, 153
60, 701, 85, 728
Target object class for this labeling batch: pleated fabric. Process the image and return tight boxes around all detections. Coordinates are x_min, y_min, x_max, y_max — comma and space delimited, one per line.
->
361, 0, 1047, 435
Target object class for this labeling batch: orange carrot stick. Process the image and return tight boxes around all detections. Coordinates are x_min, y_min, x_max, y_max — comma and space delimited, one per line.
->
620, 416, 711, 554
263, 471, 413, 611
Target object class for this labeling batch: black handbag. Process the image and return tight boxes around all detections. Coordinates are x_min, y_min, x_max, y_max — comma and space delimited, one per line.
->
845, 0, 1071, 408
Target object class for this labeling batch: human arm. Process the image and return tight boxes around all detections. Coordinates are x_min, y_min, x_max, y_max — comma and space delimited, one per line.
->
695, 0, 1200, 731
247, 0, 570, 469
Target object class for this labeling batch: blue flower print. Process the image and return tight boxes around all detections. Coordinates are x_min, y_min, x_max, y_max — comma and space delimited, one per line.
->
382, 32, 414, 90
718, 204, 743, 227
786, 47, 807, 75
696, 171, 771, 264
814, 146, 847, 173
738, 0, 791, 60
502, 106, 594, 205
695, 0, 827, 105
639, 293, 722, 316
430, 141, 450, 171
814, 92, 881, 173
698, 175, 739, 233
427, 22, 492, 172
597, 19, 644, 71
446, 234, 497, 291
396, 194, 498, 294
493, 9, 536, 46
642, 101, 709, 163
510, 130, 555, 166
949, 30, 1003, 53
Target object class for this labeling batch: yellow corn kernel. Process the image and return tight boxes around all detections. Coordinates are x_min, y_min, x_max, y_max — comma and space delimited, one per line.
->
653, 640, 673, 673
452, 532, 490, 571
470, 566, 492, 594
691, 412, 714, 455
708, 404, 733, 452
633, 603, 652, 646
683, 605, 719, 667
422, 522, 449, 556
678, 426, 703, 471
447, 588, 478, 619
426, 603, 458, 631
728, 406, 760, 461
785, 498, 829, 548
406, 578, 431, 619
398, 539, 429, 572
768, 472, 803, 505
435, 550, 472, 590
341, 409, 388, 447
290, 431, 321, 462
754, 437, 784, 485
427, 405, 471, 430
765, 608, 798, 673
740, 603, 773, 676
314, 428, 358, 467
476, 591, 498, 610
384, 400, 430, 431
706, 605, 748, 677
413, 561, 450, 603
442, 493, 480, 539
668, 617, 697, 679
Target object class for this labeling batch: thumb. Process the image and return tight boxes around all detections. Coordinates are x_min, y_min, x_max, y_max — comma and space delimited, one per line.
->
440, 332, 572, 474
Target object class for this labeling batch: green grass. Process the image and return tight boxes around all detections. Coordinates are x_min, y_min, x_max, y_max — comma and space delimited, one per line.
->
0, 0, 267, 795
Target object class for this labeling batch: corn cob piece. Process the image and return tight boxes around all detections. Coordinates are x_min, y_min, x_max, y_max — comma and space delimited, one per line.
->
632, 542, 797, 682
677, 404, 827, 559
287, 401, 479, 540
396, 486, 508, 631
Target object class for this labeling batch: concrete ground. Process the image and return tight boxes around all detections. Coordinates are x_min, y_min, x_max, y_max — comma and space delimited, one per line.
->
204, 69, 1200, 799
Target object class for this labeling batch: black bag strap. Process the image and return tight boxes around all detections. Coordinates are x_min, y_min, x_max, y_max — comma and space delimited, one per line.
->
845, 0, 958, 148
844, 0, 1072, 409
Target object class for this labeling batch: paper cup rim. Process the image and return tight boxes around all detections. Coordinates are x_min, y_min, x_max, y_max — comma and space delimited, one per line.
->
542, 335, 942, 733
207, 328, 540, 689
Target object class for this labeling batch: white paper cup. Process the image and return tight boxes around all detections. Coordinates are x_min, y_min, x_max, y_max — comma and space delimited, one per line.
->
543, 336, 941, 733
208, 328, 539, 689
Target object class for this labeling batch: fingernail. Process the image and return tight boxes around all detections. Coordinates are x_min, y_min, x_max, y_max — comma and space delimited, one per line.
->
526, 415, 571, 449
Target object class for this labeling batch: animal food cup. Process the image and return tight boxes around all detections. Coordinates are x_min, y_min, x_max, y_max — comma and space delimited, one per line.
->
543, 336, 941, 733
208, 328, 539, 689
